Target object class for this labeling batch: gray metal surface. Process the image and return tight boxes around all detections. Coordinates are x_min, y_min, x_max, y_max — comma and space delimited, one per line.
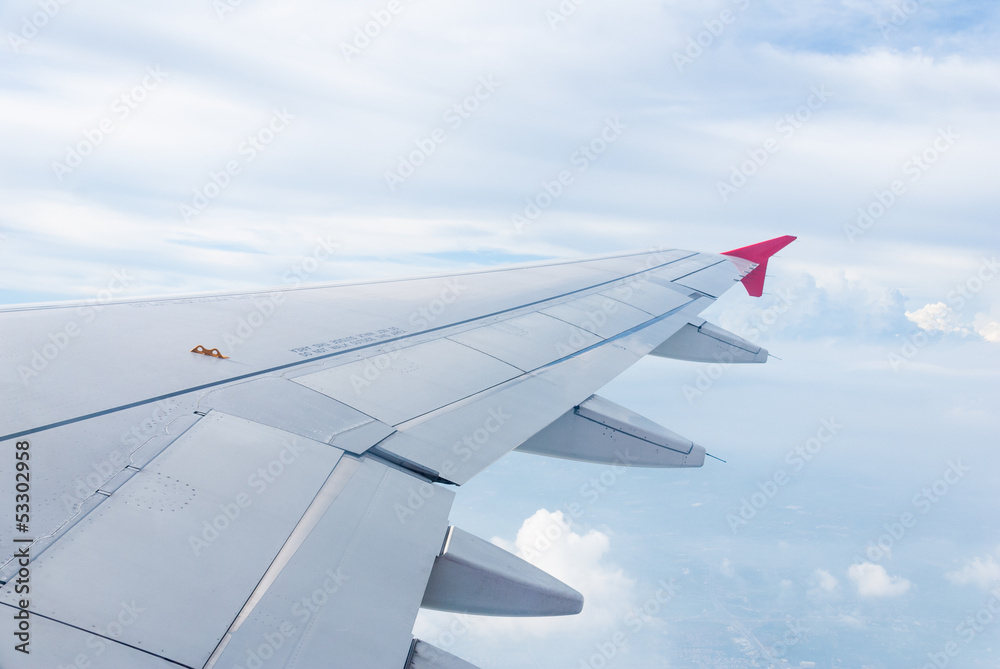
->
1, 411, 344, 668
650, 319, 768, 363
447, 311, 602, 371
378, 304, 702, 484
649, 253, 725, 283
377, 339, 645, 484
196, 375, 376, 444
1, 250, 694, 439
421, 527, 583, 616
0, 402, 201, 577
517, 394, 706, 467
598, 277, 692, 315
540, 293, 651, 338
329, 416, 396, 454
291, 337, 522, 426
672, 257, 750, 297
207, 457, 454, 669
0, 604, 182, 668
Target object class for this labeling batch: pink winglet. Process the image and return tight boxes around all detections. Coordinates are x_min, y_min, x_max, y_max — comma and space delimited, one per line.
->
721, 235, 797, 297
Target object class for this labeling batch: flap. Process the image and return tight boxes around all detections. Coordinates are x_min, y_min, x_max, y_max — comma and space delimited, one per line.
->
649, 319, 768, 364
516, 394, 706, 468
420, 527, 583, 616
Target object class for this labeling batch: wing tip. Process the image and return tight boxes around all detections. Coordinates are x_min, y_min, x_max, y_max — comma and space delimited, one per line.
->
720, 235, 797, 262
720, 235, 797, 298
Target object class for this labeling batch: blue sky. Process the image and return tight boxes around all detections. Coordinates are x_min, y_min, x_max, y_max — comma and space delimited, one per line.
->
2, 1, 999, 667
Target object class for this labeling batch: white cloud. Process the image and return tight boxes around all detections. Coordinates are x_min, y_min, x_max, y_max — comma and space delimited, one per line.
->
905, 302, 970, 335
720, 558, 736, 578
847, 562, 911, 597
974, 314, 1000, 343
946, 555, 1000, 589
904, 303, 1000, 345
815, 568, 839, 593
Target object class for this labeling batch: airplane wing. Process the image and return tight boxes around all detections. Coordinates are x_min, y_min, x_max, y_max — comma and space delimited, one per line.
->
0, 236, 794, 668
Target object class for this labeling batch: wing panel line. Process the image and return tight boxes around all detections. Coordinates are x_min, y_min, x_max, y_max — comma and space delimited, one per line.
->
390, 296, 703, 431
0, 602, 194, 669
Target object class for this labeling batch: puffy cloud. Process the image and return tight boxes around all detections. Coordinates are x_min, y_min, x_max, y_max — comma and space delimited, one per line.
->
904, 303, 1000, 344
493, 509, 635, 623
946, 555, 1000, 589
905, 302, 970, 335
974, 314, 1000, 343
847, 562, 911, 597
814, 568, 839, 593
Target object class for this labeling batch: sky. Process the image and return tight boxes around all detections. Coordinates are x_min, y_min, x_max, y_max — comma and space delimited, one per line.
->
2, 0, 999, 667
